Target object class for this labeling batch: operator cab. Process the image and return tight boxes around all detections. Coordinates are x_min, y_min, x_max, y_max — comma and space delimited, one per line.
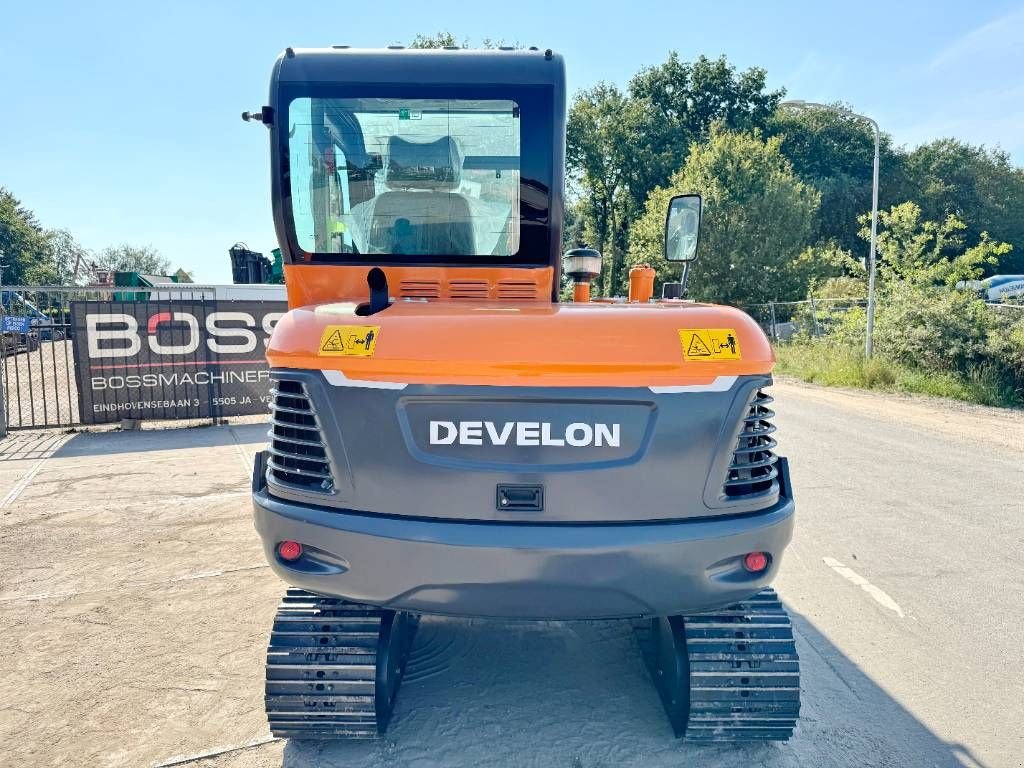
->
257, 47, 566, 301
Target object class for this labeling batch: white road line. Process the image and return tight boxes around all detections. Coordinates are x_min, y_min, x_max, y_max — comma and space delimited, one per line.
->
152, 734, 279, 767
0, 457, 48, 509
228, 427, 257, 474
822, 557, 905, 618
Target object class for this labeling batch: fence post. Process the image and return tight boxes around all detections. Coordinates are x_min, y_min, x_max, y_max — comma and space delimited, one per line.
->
0, 346, 6, 439
810, 298, 821, 337
0, 301, 6, 439
768, 302, 778, 342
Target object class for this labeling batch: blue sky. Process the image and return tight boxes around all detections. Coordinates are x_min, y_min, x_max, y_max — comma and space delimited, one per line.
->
2, 0, 1022, 283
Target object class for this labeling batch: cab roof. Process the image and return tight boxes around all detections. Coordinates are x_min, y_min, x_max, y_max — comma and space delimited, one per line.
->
274, 47, 564, 87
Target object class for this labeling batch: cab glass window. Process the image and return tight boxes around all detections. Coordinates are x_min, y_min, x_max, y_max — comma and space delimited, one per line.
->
288, 97, 521, 258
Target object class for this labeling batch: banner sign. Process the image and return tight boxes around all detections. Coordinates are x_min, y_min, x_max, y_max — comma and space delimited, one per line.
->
71, 300, 287, 424
1, 315, 33, 333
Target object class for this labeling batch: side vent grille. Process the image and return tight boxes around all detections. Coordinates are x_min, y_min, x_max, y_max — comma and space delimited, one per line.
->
448, 279, 490, 300
497, 280, 539, 301
268, 379, 334, 493
399, 280, 441, 299
724, 389, 778, 498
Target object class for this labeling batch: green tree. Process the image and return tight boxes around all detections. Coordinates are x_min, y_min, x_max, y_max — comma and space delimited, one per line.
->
43, 229, 90, 285
903, 139, 1024, 273
566, 54, 784, 295
862, 201, 1011, 287
408, 32, 512, 49
767, 105, 909, 255
0, 187, 51, 286
408, 31, 464, 48
627, 130, 821, 305
566, 83, 634, 295
624, 54, 784, 212
792, 241, 863, 295
94, 244, 171, 275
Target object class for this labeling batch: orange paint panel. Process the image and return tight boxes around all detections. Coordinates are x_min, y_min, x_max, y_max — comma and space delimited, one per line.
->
283, 264, 554, 307
266, 298, 775, 388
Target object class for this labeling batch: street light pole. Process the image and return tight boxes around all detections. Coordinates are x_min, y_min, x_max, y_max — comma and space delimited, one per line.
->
864, 122, 880, 360
779, 100, 881, 359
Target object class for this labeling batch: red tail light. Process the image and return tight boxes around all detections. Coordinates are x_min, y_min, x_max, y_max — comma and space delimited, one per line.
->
743, 551, 769, 573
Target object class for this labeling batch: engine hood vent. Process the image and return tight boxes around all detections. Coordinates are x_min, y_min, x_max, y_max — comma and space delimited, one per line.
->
267, 379, 335, 494
498, 280, 539, 300
448, 279, 490, 300
399, 280, 442, 299
724, 388, 778, 499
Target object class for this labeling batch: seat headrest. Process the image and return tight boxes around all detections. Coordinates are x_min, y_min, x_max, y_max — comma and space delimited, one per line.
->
386, 136, 462, 191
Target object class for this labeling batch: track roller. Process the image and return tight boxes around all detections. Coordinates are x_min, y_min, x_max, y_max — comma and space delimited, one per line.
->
635, 587, 800, 742
265, 588, 417, 739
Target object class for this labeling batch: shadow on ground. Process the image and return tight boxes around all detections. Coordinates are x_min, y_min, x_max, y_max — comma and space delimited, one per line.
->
37, 421, 271, 459
278, 609, 990, 768
0, 431, 73, 461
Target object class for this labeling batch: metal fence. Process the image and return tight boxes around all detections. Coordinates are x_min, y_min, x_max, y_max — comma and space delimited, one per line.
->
986, 302, 1024, 314
742, 298, 868, 342
744, 296, 1024, 343
0, 285, 217, 431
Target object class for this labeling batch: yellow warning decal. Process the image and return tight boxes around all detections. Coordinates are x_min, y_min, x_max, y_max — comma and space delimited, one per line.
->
678, 328, 741, 361
318, 325, 380, 357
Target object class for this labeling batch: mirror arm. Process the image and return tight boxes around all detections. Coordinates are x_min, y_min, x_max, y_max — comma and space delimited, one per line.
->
680, 263, 691, 299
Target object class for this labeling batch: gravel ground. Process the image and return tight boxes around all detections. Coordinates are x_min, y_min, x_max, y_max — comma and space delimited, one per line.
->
0, 382, 1020, 767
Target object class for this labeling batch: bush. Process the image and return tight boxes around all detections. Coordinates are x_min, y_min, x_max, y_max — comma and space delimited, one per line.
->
780, 286, 1024, 407
870, 285, 991, 372
776, 340, 1021, 407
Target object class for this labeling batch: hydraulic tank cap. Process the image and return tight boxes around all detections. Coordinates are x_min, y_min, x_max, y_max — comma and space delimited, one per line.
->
563, 247, 602, 302
629, 264, 656, 303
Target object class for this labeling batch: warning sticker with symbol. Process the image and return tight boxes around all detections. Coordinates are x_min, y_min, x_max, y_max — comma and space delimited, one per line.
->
318, 325, 380, 357
677, 328, 742, 361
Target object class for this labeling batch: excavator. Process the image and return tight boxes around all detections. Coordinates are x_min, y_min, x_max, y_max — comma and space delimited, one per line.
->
246, 46, 800, 743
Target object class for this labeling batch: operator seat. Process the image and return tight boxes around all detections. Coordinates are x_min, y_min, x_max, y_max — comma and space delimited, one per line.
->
368, 136, 475, 256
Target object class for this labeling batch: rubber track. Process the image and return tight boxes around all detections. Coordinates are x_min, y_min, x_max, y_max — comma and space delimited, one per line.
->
265, 588, 414, 739
636, 587, 801, 742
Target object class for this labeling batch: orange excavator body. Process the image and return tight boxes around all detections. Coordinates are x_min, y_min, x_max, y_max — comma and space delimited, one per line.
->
269, 263, 771, 388
253, 49, 799, 744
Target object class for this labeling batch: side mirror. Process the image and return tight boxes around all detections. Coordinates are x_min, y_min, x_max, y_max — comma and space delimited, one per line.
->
664, 194, 702, 262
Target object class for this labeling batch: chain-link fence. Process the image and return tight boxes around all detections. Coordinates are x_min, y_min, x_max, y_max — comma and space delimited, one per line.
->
986, 302, 1024, 315
743, 296, 1024, 346
742, 298, 868, 342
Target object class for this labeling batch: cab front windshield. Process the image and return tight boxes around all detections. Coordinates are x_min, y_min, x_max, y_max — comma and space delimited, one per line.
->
288, 97, 521, 258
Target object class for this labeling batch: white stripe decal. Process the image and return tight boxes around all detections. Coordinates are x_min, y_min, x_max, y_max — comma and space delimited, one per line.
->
323, 372, 736, 392
649, 376, 737, 394
322, 370, 408, 390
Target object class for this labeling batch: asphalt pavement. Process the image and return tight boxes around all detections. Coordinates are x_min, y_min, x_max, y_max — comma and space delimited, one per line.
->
0, 380, 1020, 767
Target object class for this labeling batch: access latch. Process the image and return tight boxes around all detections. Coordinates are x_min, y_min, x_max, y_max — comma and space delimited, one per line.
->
496, 484, 544, 512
